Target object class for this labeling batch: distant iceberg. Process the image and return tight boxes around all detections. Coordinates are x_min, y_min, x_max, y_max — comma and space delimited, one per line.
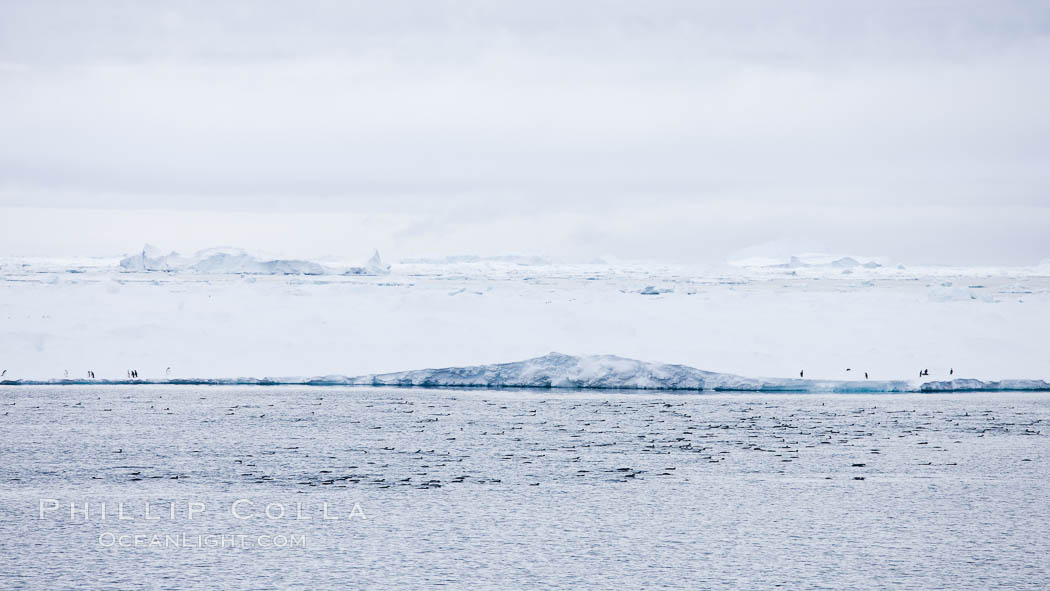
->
119, 245, 389, 276
727, 244, 887, 269
344, 250, 391, 275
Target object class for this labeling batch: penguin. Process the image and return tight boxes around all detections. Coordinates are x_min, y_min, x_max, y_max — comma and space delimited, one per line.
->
864, 372, 868, 379
950, 368, 954, 376
800, 370, 804, 378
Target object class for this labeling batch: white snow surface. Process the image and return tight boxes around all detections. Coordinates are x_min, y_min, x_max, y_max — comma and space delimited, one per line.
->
2, 251, 1050, 384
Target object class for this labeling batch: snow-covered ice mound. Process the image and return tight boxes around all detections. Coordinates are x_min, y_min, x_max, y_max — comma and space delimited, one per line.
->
4, 354, 1049, 392
357, 353, 914, 392
361, 352, 712, 389
353, 353, 1049, 392
118, 245, 389, 275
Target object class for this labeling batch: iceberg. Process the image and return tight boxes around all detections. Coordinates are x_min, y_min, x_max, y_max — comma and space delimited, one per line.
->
343, 250, 391, 275
727, 247, 888, 269
190, 252, 326, 275
118, 245, 388, 276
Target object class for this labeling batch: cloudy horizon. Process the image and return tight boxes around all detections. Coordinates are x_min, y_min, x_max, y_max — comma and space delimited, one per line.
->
2, 1, 1049, 264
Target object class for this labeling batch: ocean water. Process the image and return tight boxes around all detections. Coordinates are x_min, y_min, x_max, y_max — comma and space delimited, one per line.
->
1, 386, 1048, 590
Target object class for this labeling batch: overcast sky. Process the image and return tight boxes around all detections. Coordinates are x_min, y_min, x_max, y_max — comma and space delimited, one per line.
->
1, 1, 1049, 264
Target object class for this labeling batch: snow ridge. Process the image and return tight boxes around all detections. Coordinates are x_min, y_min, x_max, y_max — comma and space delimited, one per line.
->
8, 353, 1046, 392
360, 352, 918, 391
360, 353, 1050, 391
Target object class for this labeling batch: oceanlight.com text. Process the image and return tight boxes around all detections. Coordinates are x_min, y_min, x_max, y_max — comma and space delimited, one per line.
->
97, 532, 307, 549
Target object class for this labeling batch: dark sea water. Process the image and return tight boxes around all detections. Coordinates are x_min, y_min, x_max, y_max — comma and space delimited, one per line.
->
1, 386, 1048, 590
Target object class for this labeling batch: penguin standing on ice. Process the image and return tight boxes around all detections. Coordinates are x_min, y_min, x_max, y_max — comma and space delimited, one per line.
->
950, 368, 954, 376
800, 370, 804, 378
865, 372, 868, 379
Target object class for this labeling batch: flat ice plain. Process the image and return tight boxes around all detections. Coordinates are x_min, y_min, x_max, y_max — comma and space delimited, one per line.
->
2, 249, 1049, 385
3, 250, 1050, 589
